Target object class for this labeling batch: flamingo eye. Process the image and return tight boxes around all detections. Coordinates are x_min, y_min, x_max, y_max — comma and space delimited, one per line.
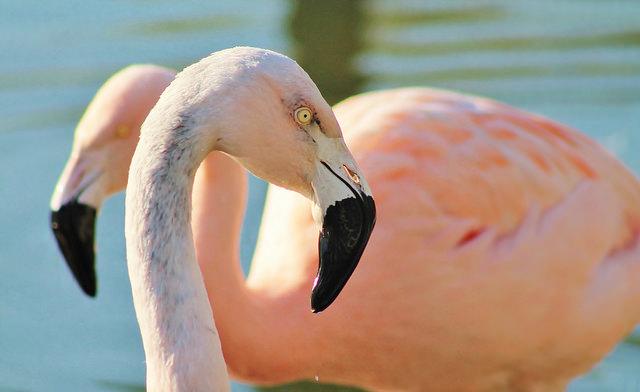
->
294, 107, 313, 126
115, 125, 130, 139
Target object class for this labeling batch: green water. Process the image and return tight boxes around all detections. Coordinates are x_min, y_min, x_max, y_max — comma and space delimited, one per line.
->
1, 1, 639, 391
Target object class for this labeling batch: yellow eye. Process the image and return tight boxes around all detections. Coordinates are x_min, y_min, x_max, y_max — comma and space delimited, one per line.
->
115, 124, 130, 139
294, 107, 313, 125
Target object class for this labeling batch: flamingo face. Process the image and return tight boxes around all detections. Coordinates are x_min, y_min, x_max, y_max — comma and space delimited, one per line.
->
50, 141, 134, 296
50, 65, 175, 296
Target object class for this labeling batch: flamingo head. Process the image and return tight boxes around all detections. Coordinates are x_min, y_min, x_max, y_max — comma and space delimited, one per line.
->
50, 64, 175, 296
142, 47, 376, 312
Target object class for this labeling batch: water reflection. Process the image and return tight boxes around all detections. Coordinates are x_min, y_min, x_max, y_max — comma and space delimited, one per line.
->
287, 0, 366, 105
373, 29, 640, 56
361, 1, 640, 110
371, 3, 504, 28
125, 15, 247, 36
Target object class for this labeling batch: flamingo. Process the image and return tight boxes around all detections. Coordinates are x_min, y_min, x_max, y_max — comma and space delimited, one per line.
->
50, 51, 640, 391
50, 64, 176, 295
55, 47, 376, 391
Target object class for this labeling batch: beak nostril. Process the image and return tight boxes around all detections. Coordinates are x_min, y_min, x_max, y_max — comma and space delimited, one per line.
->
342, 165, 360, 185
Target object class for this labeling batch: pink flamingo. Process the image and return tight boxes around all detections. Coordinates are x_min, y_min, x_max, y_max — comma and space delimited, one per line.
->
51, 53, 640, 391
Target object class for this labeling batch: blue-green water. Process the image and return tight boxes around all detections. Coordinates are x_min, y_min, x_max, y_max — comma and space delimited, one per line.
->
1, 1, 639, 391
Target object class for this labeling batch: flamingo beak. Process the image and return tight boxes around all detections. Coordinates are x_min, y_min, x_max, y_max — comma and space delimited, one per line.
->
50, 157, 102, 297
51, 202, 97, 296
310, 161, 376, 313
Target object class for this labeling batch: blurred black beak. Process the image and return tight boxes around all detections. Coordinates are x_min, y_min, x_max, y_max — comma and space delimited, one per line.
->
50, 201, 97, 297
310, 163, 376, 313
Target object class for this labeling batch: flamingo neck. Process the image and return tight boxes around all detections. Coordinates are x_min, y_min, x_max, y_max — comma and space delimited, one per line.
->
192, 153, 320, 383
125, 134, 229, 391
192, 152, 252, 324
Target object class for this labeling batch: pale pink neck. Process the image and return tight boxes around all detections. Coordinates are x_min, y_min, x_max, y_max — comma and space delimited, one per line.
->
125, 135, 229, 391
191, 152, 318, 382
192, 152, 248, 324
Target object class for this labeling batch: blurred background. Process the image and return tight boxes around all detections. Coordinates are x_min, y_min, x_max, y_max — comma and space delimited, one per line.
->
1, 0, 639, 391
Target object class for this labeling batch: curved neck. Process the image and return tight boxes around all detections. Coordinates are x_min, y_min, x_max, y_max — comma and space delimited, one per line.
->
192, 152, 249, 321
125, 134, 229, 391
192, 153, 320, 382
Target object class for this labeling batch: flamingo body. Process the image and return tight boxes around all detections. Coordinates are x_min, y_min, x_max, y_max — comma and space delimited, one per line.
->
51, 66, 640, 392
226, 88, 640, 391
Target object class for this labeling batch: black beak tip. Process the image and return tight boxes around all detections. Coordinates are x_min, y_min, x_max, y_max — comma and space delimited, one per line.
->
50, 201, 98, 297
79, 276, 97, 298
310, 286, 333, 314
311, 194, 376, 313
